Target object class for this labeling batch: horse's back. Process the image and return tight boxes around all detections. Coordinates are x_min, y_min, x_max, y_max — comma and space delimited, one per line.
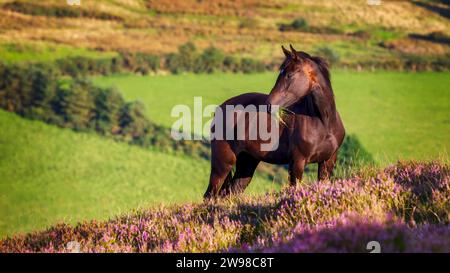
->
212, 92, 291, 162
220, 92, 268, 108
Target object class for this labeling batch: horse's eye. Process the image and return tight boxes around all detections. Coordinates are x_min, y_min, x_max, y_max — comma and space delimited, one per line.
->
286, 72, 294, 79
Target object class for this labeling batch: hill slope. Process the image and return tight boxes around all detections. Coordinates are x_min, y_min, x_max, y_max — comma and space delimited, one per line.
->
1, 161, 448, 253
0, 0, 449, 66
0, 110, 278, 238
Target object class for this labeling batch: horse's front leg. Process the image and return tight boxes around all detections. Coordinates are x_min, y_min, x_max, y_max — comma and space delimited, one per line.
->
288, 157, 306, 186
219, 152, 259, 197
318, 151, 338, 181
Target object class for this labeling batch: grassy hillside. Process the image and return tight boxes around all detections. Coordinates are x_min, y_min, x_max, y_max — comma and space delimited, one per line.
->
0, 110, 278, 238
0, 0, 449, 66
1, 161, 448, 253
93, 71, 450, 163
0, 0, 448, 247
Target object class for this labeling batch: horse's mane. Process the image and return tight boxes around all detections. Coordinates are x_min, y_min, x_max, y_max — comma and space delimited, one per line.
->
309, 56, 331, 89
280, 51, 332, 90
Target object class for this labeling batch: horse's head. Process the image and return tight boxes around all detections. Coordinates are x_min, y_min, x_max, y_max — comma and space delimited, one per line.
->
267, 45, 327, 111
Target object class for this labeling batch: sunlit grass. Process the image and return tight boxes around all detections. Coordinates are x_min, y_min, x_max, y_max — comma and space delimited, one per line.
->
0, 41, 118, 64
93, 71, 450, 163
0, 110, 278, 238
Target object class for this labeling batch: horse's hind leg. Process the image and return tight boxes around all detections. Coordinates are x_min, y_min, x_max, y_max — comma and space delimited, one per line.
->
219, 152, 259, 197
318, 151, 338, 181
203, 140, 236, 200
289, 157, 306, 186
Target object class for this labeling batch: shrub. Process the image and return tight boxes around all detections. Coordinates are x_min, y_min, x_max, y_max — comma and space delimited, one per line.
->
1, 162, 448, 253
196, 47, 225, 73
27, 64, 59, 120
94, 58, 113, 75
4, 42, 272, 77
240, 58, 266, 73
0, 63, 213, 160
291, 18, 308, 30
165, 53, 182, 74
0, 63, 59, 118
164, 42, 270, 74
133, 53, 160, 75
118, 52, 160, 75
177, 42, 198, 72
314, 46, 340, 65
119, 101, 150, 141
110, 56, 124, 74
223, 56, 241, 72
54, 79, 95, 131
279, 17, 308, 32
338, 134, 374, 169
92, 87, 124, 135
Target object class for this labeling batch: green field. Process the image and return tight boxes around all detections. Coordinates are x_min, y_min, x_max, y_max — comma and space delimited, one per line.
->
93, 71, 450, 163
0, 110, 278, 238
0, 41, 118, 64
1, 71, 449, 238
1, 0, 449, 250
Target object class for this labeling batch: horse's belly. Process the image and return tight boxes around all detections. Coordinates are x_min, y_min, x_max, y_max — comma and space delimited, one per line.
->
307, 135, 338, 163
243, 139, 291, 165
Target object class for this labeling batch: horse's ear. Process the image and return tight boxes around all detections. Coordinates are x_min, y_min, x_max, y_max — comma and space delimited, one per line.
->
289, 44, 297, 54
289, 44, 299, 60
281, 45, 292, 58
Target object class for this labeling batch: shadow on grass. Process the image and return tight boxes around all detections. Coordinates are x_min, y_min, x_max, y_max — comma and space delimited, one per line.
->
412, 0, 450, 19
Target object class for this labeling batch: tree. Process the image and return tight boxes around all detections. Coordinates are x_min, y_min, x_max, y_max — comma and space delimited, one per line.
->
93, 87, 125, 134
0, 64, 35, 114
178, 42, 198, 72
196, 46, 224, 73
119, 100, 150, 141
314, 46, 340, 66
165, 53, 181, 74
28, 64, 59, 120
55, 79, 95, 130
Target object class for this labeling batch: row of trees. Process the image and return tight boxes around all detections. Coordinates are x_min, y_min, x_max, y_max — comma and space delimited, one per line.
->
0, 62, 373, 173
55, 52, 161, 77
0, 63, 146, 135
34, 43, 447, 79
0, 63, 210, 158
165, 42, 268, 74
31, 45, 271, 78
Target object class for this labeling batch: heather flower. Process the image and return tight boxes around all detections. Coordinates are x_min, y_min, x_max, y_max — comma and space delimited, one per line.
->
1, 161, 448, 253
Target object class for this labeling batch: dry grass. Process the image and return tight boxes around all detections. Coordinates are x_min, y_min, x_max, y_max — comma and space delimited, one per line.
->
386, 38, 450, 55
0, 0, 448, 61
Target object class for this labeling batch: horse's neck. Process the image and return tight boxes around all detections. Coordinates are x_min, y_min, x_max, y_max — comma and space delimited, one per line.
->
310, 84, 337, 129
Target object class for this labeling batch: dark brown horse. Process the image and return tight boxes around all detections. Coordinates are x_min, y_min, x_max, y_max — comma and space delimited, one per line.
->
204, 45, 345, 199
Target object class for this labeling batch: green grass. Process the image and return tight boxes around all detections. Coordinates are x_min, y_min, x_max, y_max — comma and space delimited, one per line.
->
92, 71, 450, 163
0, 42, 118, 64
2, 71, 449, 238
0, 110, 278, 238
